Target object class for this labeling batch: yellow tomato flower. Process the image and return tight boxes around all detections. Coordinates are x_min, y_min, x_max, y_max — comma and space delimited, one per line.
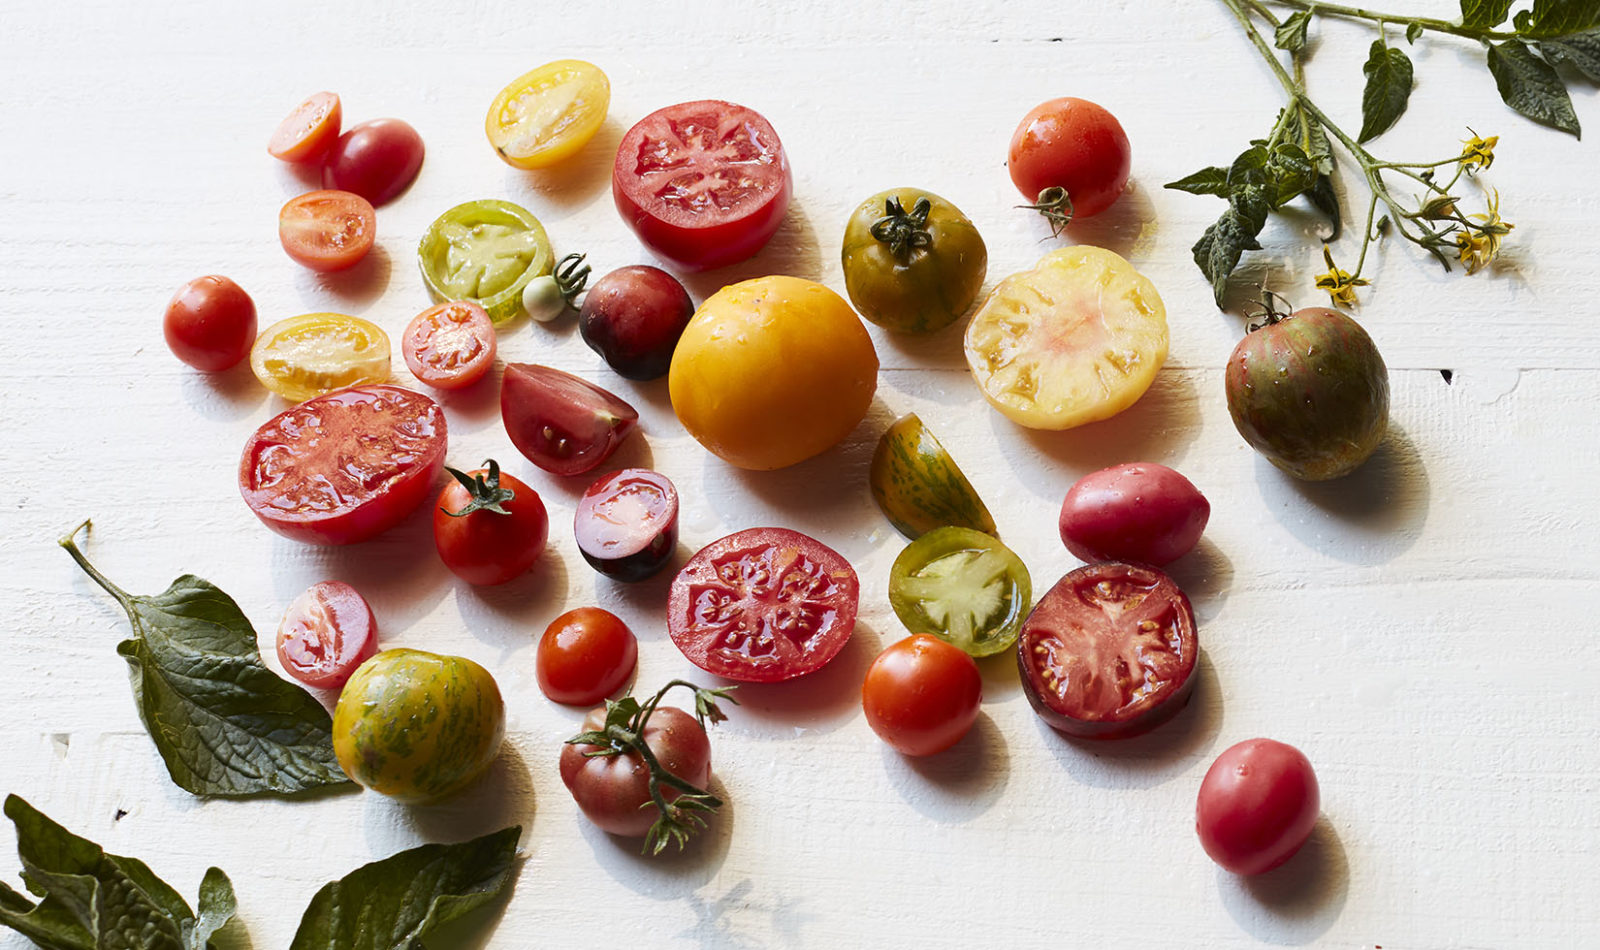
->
1314, 246, 1369, 307
1455, 190, 1513, 274
1460, 132, 1498, 172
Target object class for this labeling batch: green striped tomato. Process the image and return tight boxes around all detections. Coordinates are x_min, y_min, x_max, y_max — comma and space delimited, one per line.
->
869, 413, 996, 540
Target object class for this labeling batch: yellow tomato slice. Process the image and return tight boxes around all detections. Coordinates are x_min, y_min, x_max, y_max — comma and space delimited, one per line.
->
486, 60, 610, 169
250, 313, 391, 402
963, 245, 1167, 430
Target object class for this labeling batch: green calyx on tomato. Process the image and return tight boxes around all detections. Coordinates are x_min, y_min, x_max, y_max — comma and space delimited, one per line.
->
889, 526, 1032, 657
842, 187, 987, 334
418, 199, 553, 324
440, 459, 516, 517
870, 413, 996, 540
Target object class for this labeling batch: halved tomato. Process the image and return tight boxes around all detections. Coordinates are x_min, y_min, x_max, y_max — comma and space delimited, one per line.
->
402, 300, 496, 391
250, 313, 391, 402
278, 189, 376, 273
500, 363, 638, 476
268, 91, 342, 164
486, 60, 610, 169
888, 527, 1031, 658
418, 199, 553, 324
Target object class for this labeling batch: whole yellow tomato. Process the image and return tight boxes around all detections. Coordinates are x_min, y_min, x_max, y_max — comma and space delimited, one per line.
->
669, 276, 878, 470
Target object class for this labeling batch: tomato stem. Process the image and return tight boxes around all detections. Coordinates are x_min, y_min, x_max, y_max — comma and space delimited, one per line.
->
1018, 187, 1075, 236
553, 253, 591, 307
869, 197, 934, 258
57, 519, 136, 612
440, 460, 516, 517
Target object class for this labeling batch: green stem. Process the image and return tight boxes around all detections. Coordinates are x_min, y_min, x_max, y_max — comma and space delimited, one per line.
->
1221, 0, 1302, 99
57, 520, 134, 612
1354, 191, 1381, 275
1260, 0, 1517, 40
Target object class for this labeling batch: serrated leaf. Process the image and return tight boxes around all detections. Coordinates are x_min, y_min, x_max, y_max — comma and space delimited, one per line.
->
1359, 41, 1415, 141
1408, 21, 1425, 42
1164, 166, 1233, 197
1276, 10, 1312, 51
1461, 0, 1515, 28
1487, 39, 1583, 136
1192, 189, 1271, 307
1519, 0, 1600, 35
1540, 28, 1600, 78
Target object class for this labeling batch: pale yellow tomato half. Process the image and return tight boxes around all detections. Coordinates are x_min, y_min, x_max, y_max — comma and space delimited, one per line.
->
963, 245, 1167, 430
485, 60, 610, 170
250, 313, 391, 402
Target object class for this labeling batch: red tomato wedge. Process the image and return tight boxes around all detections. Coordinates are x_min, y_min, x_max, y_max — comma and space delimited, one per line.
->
612, 100, 792, 271
268, 91, 342, 164
239, 385, 447, 545
667, 527, 858, 683
500, 363, 639, 476
402, 300, 497, 390
275, 580, 378, 689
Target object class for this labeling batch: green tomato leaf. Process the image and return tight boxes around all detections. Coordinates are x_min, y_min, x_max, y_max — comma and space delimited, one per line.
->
1487, 39, 1583, 136
288, 827, 521, 950
1275, 10, 1312, 51
1407, 21, 1425, 42
0, 794, 236, 950
1518, 0, 1600, 35
1307, 175, 1344, 242
1540, 29, 1600, 78
1192, 187, 1271, 307
60, 526, 351, 797
1163, 165, 1233, 197
1359, 40, 1415, 142
1461, 0, 1516, 28
1285, 106, 1334, 175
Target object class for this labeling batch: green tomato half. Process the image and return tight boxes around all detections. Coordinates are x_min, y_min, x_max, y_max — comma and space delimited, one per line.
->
418, 199, 553, 324
889, 526, 1031, 658
841, 187, 987, 334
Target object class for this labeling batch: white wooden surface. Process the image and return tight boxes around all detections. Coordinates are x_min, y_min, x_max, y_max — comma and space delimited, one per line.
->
3, 1, 1598, 947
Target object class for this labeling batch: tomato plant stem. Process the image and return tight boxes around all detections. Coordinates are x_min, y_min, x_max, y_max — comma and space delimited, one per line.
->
57, 520, 135, 612
1260, 0, 1516, 40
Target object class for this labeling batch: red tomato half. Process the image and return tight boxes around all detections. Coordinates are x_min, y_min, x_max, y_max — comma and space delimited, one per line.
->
1008, 97, 1131, 220
322, 118, 425, 207
268, 91, 342, 164
1197, 738, 1321, 875
1017, 562, 1198, 739
536, 607, 638, 706
402, 301, 497, 390
667, 527, 858, 683
612, 100, 792, 270
278, 189, 376, 273
239, 385, 447, 545
275, 580, 378, 689
862, 635, 982, 756
163, 275, 256, 372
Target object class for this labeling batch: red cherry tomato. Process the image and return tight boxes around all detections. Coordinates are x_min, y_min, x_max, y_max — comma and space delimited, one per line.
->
433, 461, 549, 586
536, 607, 638, 705
1008, 97, 1131, 223
275, 580, 378, 690
573, 468, 679, 582
1058, 462, 1210, 565
322, 118, 425, 207
560, 704, 711, 837
1197, 738, 1321, 875
163, 275, 257, 372
1017, 561, 1198, 739
862, 635, 982, 756
667, 527, 859, 683
278, 189, 376, 273
268, 91, 342, 164
238, 385, 447, 545
612, 100, 792, 270
402, 301, 497, 391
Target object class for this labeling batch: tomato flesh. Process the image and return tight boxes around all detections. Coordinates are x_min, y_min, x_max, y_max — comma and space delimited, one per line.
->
278, 190, 376, 273
163, 275, 256, 372
275, 580, 378, 690
486, 60, 610, 169
1197, 738, 1321, 875
888, 527, 1031, 658
862, 635, 982, 756
418, 199, 553, 324
500, 363, 638, 476
268, 91, 341, 164
250, 313, 391, 403
574, 469, 679, 582
536, 607, 638, 705
322, 118, 425, 206
402, 301, 496, 390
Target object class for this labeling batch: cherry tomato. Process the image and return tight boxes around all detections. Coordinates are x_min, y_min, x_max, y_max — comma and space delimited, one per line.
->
560, 704, 711, 837
578, 265, 694, 381
536, 607, 638, 705
574, 469, 679, 582
268, 91, 341, 164
500, 363, 639, 476
250, 313, 391, 402
433, 460, 548, 586
162, 275, 256, 372
1008, 97, 1131, 227
667, 527, 859, 683
278, 189, 375, 273
1058, 462, 1210, 566
862, 635, 982, 756
239, 385, 447, 545
612, 100, 792, 270
275, 580, 378, 690
486, 60, 610, 169
322, 118, 425, 206
1197, 739, 1321, 875
1017, 562, 1198, 739
402, 301, 497, 391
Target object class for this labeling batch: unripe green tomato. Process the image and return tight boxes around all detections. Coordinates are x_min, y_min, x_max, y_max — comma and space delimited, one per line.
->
841, 188, 987, 334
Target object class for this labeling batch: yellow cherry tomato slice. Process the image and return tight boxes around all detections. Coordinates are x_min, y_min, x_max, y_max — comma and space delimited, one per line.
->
250, 313, 391, 402
486, 60, 610, 170
963, 245, 1167, 430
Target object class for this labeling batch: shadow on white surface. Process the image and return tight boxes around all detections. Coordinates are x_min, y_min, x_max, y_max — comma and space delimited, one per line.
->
1060, 177, 1160, 261
1167, 536, 1235, 626
428, 364, 506, 432
975, 641, 1023, 704
292, 242, 393, 313
714, 403, 883, 536
674, 875, 821, 950
882, 711, 1009, 823
362, 739, 537, 852
1217, 817, 1350, 945
459, 547, 573, 659
875, 304, 971, 371
604, 540, 691, 632
678, 200, 825, 297
580, 773, 733, 896
504, 115, 626, 213
730, 619, 883, 740
180, 360, 270, 421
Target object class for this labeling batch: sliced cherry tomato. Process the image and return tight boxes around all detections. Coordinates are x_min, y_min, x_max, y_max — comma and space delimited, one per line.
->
1197, 738, 1321, 875
433, 460, 549, 586
163, 275, 257, 372
841, 188, 987, 334
612, 100, 792, 270
322, 118, 425, 206
862, 634, 982, 756
418, 199, 553, 324
1017, 561, 1198, 739
667, 527, 859, 683
536, 607, 638, 705
1059, 462, 1210, 566
268, 91, 342, 164
278, 189, 376, 273
574, 469, 679, 582
250, 313, 391, 402
888, 527, 1031, 658
402, 301, 497, 391
500, 363, 638, 476
239, 385, 447, 545
1008, 97, 1131, 229
486, 60, 610, 169
275, 580, 378, 690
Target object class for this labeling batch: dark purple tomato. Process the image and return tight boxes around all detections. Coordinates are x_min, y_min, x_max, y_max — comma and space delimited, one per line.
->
322, 118, 425, 207
1197, 738, 1321, 875
1059, 462, 1209, 565
574, 469, 679, 581
500, 363, 639, 476
578, 266, 695, 380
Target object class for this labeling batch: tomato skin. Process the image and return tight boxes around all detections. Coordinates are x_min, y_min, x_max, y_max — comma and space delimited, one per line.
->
578, 266, 695, 381
1197, 739, 1321, 875
268, 91, 341, 164
573, 468, 679, 582
1007, 97, 1131, 218
486, 59, 610, 169
275, 580, 378, 690
840, 188, 987, 334
322, 118, 425, 206
278, 189, 376, 273
500, 363, 639, 476
433, 467, 548, 586
162, 275, 256, 372
869, 413, 996, 540
536, 607, 638, 705
1058, 463, 1210, 566
889, 527, 1031, 658
862, 635, 982, 756
560, 705, 711, 837
402, 301, 497, 390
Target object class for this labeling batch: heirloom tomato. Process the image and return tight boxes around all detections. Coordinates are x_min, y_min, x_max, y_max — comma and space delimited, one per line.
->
401, 300, 496, 390
322, 118, 425, 206
578, 265, 694, 381
249, 312, 391, 402
419, 199, 553, 324
433, 460, 548, 586
486, 60, 609, 169
574, 468, 679, 582
1197, 738, 1321, 875
561, 703, 712, 840
841, 188, 987, 334
889, 527, 1031, 658
500, 363, 639, 476
163, 275, 256, 372
862, 635, 982, 757
1008, 97, 1131, 228
869, 413, 995, 540
1058, 462, 1209, 566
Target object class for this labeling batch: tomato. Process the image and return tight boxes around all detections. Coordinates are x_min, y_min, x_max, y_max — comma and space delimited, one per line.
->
561, 704, 711, 838
578, 265, 695, 381
1059, 462, 1210, 566
402, 301, 496, 391
433, 460, 548, 586
861, 635, 982, 756
1017, 562, 1198, 739
278, 189, 376, 273
669, 276, 877, 471
536, 607, 637, 705
667, 527, 859, 683
162, 275, 256, 372
612, 100, 792, 270
334, 648, 505, 803
1007, 97, 1131, 229
965, 245, 1167, 430
574, 469, 679, 582
1197, 739, 1321, 875
249, 313, 391, 403
275, 580, 378, 690
1226, 305, 1390, 480
321, 118, 425, 206
418, 199, 553, 325
486, 60, 610, 169
500, 363, 639, 476
889, 527, 1031, 658
869, 413, 995, 540
267, 91, 341, 164
239, 385, 447, 545
840, 188, 987, 334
